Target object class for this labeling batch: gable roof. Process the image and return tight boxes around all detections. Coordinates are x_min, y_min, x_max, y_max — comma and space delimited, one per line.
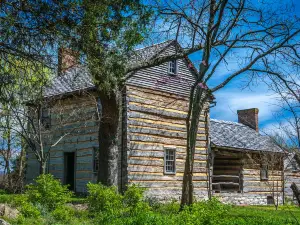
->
44, 40, 178, 98
44, 66, 94, 97
210, 119, 283, 153
128, 40, 174, 66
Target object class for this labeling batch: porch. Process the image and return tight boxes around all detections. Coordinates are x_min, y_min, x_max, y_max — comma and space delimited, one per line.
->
212, 150, 243, 193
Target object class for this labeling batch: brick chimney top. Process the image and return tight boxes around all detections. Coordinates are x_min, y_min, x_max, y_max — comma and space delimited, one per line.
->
58, 48, 79, 75
237, 108, 259, 132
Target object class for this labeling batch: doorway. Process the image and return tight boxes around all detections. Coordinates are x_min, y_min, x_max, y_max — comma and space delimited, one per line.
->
64, 152, 75, 191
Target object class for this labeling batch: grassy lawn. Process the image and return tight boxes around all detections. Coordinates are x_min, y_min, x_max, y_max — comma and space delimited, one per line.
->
224, 205, 300, 224
1, 187, 300, 225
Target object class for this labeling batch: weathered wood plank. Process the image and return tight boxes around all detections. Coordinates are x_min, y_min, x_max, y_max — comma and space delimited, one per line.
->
128, 150, 206, 160
51, 141, 98, 152
129, 104, 188, 119
76, 171, 94, 179
128, 126, 205, 139
129, 134, 206, 145
130, 181, 208, 188
129, 142, 207, 150
127, 165, 207, 173
128, 174, 207, 181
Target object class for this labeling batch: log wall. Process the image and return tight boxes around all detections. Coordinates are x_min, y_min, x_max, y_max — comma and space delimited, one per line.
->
25, 94, 99, 192
212, 149, 284, 205
284, 155, 300, 204
125, 85, 210, 201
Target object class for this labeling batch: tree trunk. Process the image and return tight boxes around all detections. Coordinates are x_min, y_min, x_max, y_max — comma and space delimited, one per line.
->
39, 160, 47, 175
97, 92, 120, 186
181, 87, 208, 207
18, 140, 26, 177
181, 153, 192, 208
6, 122, 12, 189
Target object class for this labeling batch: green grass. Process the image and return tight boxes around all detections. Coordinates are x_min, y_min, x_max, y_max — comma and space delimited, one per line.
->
69, 196, 88, 204
1, 190, 300, 225
224, 205, 300, 224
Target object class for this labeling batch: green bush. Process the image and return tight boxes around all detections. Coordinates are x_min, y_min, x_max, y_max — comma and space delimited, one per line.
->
123, 185, 150, 214
51, 205, 75, 223
87, 183, 153, 224
14, 195, 40, 218
0, 193, 17, 204
152, 200, 180, 215
123, 185, 144, 207
0, 189, 8, 195
26, 174, 73, 211
177, 198, 230, 225
87, 182, 123, 214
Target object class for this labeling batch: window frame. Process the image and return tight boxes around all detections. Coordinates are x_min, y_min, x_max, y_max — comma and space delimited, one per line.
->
260, 164, 269, 181
164, 147, 176, 175
93, 147, 99, 174
168, 60, 178, 75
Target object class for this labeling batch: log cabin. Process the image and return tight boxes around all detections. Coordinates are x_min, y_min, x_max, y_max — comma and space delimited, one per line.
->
25, 40, 299, 205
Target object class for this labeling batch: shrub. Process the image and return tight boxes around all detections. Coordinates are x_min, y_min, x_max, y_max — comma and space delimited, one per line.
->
26, 174, 73, 211
152, 199, 180, 215
123, 185, 150, 214
0, 189, 7, 195
14, 195, 40, 218
87, 183, 122, 214
175, 198, 230, 225
51, 205, 75, 223
87, 183, 154, 224
0, 193, 17, 204
123, 185, 144, 208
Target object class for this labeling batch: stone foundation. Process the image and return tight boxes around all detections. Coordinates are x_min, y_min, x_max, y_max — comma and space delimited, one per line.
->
145, 189, 284, 205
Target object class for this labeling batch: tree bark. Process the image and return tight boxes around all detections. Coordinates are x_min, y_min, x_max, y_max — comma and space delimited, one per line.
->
97, 92, 120, 186
39, 160, 47, 175
181, 87, 208, 207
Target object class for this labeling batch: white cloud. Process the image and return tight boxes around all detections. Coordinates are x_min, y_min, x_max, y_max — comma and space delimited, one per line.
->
210, 89, 279, 123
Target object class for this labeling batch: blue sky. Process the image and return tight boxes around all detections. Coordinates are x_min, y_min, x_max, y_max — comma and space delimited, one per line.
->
188, 1, 300, 133
143, 0, 299, 133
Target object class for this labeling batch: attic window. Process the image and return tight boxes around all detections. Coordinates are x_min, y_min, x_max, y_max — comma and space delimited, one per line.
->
260, 164, 268, 181
168, 60, 177, 75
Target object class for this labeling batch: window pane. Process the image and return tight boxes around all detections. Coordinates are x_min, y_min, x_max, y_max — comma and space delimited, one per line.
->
165, 149, 175, 173
292, 161, 297, 171
261, 164, 268, 180
168, 60, 177, 74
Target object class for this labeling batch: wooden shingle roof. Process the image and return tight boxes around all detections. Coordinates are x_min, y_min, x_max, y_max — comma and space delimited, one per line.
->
44, 40, 176, 97
210, 119, 283, 153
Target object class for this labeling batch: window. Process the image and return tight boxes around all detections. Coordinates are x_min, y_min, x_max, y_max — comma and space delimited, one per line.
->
41, 108, 51, 129
292, 160, 298, 172
168, 60, 177, 74
267, 196, 274, 205
164, 148, 176, 174
93, 147, 99, 173
260, 164, 268, 181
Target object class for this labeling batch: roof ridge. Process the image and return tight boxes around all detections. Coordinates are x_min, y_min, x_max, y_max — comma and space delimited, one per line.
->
210, 118, 244, 126
134, 40, 174, 51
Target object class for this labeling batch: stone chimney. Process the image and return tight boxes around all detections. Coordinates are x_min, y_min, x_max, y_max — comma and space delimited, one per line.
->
58, 48, 79, 75
237, 108, 259, 132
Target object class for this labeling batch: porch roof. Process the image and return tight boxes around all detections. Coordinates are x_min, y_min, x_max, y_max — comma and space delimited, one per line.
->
210, 119, 283, 153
